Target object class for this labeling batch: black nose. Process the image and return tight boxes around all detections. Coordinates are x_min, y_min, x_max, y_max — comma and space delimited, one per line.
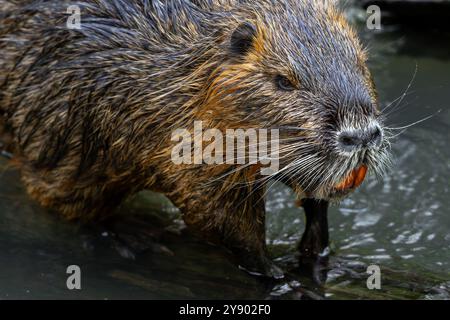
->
337, 126, 382, 151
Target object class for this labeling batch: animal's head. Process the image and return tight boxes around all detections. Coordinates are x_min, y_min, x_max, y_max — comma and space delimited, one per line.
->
200, 0, 391, 200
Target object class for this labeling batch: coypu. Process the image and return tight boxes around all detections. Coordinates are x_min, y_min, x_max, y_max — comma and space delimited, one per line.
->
0, 0, 390, 278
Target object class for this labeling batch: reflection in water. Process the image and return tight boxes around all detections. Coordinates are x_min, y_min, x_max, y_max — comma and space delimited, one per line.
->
0, 13, 449, 300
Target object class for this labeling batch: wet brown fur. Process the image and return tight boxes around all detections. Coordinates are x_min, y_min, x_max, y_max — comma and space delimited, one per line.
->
0, 0, 383, 276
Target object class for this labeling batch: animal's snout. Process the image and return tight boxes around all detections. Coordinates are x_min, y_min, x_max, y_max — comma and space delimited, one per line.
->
337, 125, 382, 152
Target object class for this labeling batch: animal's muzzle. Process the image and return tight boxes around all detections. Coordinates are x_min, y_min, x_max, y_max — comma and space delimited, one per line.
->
337, 124, 383, 153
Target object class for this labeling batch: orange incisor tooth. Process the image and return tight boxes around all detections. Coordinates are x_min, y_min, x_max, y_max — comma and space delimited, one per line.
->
335, 165, 368, 191
335, 170, 356, 191
354, 165, 368, 188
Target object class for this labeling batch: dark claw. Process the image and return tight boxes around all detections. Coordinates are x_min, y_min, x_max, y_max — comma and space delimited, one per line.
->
298, 256, 329, 285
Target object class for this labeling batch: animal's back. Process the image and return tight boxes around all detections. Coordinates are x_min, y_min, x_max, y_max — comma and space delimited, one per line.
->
0, 0, 226, 219
0, 0, 217, 111
0, 0, 219, 164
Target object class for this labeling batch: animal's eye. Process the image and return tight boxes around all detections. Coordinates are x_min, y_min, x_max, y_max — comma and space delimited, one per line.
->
276, 75, 296, 91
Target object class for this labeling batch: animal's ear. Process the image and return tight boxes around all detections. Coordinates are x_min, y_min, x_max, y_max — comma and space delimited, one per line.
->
230, 22, 257, 56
